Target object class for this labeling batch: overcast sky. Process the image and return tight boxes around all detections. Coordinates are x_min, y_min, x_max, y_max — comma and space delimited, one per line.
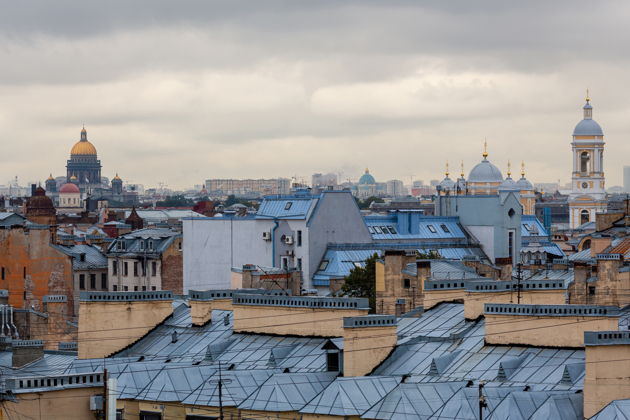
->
1, 1, 629, 189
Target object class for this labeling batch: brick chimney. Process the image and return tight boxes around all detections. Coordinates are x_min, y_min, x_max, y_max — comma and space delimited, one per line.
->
12, 340, 44, 368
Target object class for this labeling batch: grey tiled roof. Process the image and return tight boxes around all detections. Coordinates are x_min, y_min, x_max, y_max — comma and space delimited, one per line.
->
51, 244, 107, 270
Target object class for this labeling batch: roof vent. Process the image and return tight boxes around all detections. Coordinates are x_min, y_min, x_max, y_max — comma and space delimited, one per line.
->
561, 363, 585, 385
428, 350, 460, 376
496, 354, 529, 381
171, 331, 178, 343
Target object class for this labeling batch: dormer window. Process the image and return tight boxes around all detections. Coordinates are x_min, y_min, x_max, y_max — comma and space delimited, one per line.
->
284, 202, 293, 210
148, 240, 154, 250
139, 241, 145, 250
440, 224, 450, 233
427, 225, 437, 233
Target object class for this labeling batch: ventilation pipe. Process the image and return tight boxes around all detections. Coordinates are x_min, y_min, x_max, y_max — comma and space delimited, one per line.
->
9, 306, 18, 339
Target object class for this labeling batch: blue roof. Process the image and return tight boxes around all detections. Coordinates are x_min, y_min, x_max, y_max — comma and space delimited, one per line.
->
591, 399, 630, 419
365, 215, 466, 240
521, 215, 549, 239
51, 244, 108, 270
573, 118, 603, 136
255, 194, 319, 220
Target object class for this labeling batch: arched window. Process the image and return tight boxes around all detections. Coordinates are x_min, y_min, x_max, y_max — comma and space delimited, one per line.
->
582, 239, 591, 250
580, 209, 590, 225
580, 152, 590, 173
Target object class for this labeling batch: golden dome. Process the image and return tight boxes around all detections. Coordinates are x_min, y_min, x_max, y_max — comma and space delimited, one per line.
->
70, 175, 78, 181
71, 140, 97, 155
47, 173, 55, 181
113, 173, 122, 181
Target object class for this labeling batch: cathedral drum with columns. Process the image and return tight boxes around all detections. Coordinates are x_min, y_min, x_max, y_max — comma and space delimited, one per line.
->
568, 95, 607, 229
66, 127, 102, 190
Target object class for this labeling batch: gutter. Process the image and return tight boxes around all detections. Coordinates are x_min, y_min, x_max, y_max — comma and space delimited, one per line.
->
271, 219, 280, 267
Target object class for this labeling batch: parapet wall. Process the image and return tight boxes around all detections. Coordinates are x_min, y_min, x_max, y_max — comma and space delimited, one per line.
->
484, 303, 619, 348
232, 294, 369, 337
464, 279, 567, 319
423, 279, 466, 310
343, 315, 397, 377
78, 291, 173, 359
584, 330, 630, 418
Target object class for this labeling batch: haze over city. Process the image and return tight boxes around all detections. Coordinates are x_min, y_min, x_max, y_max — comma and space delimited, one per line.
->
1, 0, 630, 188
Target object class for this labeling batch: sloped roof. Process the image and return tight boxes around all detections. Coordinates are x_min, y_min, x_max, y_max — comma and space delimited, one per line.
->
51, 244, 107, 270
300, 376, 401, 416
239, 372, 337, 412
591, 399, 630, 419
364, 215, 466, 240
181, 369, 272, 407
361, 381, 464, 420
255, 194, 319, 220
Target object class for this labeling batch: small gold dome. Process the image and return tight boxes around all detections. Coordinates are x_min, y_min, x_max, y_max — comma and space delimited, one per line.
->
113, 173, 122, 181
70, 175, 78, 181
47, 173, 55, 181
71, 140, 97, 155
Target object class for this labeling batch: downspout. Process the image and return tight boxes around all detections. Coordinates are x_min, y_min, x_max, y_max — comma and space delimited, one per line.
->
1, 305, 5, 336
9, 306, 18, 339
271, 219, 280, 267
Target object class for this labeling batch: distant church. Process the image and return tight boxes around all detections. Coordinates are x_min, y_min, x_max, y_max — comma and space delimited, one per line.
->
568, 94, 607, 229
66, 126, 102, 190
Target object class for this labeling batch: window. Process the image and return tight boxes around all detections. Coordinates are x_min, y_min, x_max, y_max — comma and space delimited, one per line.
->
389, 226, 397, 234
23, 267, 26, 279
148, 240, 154, 250
133, 262, 138, 277
403, 278, 411, 289
353, 262, 362, 268
142, 286, 147, 291
123, 262, 128, 276
141, 261, 146, 276
368, 226, 375, 234
151, 262, 157, 277
297, 230, 302, 247
90, 274, 96, 289
113, 285, 118, 291
101, 273, 108, 290
326, 352, 340, 372
151, 286, 157, 291
79, 274, 85, 290
134, 286, 138, 291
580, 151, 590, 173
178, 241, 182, 251
508, 231, 514, 262
508, 208, 515, 218
139, 412, 161, 420
1, 267, 4, 280
582, 239, 591, 250
581, 209, 590, 225
297, 258, 302, 271
140, 241, 145, 251
117, 241, 126, 251
284, 202, 293, 210
589, 286, 596, 296
123, 286, 129, 291
373, 226, 383, 234
440, 224, 450, 233
427, 225, 437, 233
112, 260, 118, 275
319, 260, 329, 270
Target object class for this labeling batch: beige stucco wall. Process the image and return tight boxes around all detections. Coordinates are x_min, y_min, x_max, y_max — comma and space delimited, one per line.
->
301, 414, 362, 420
343, 325, 397, 376
78, 300, 173, 359
0, 387, 102, 420
233, 305, 368, 336
464, 290, 566, 320
185, 405, 238, 419
423, 289, 465, 310
485, 314, 619, 348
584, 344, 630, 418
190, 298, 233, 326
239, 409, 301, 419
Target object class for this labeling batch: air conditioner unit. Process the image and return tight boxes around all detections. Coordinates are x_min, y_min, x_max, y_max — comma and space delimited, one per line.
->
90, 395, 104, 411
262, 232, 271, 241
284, 236, 294, 245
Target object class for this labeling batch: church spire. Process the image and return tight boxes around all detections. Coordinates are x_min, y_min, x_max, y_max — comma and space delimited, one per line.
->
482, 140, 488, 159
445, 161, 450, 178
583, 90, 593, 120
521, 161, 526, 178
460, 160, 465, 178
507, 160, 512, 178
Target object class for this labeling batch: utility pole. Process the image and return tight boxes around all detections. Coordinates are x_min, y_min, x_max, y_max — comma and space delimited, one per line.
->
218, 361, 224, 420
478, 381, 487, 420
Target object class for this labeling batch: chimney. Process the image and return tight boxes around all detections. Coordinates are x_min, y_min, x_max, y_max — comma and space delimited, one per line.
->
409, 212, 420, 234
590, 235, 613, 258
396, 212, 409, 235
342, 315, 397, 376
78, 291, 174, 359
189, 290, 235, 326
12, 340, 44, 368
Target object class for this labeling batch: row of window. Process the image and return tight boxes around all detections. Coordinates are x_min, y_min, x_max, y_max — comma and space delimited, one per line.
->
112, 285, 157, 292
115, 239, 157, 251
368, 225, 398, 235
112, 261, 158, 277
79, 273, 108, 290
1, 266, 27, 280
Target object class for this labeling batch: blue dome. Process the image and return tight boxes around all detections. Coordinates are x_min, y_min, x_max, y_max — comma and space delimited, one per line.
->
516, 176, 533, 190
499, 176, 518, 191
468, 159, 503, 183
573, 119, 603, 136
439, 176, 455, 190
358, 170, 376, 185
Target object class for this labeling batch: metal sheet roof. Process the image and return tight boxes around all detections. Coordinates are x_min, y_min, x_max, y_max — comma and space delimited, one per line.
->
52, 244, 108, 270
361, 381, 464, 420
365, 216, 466, 240
300, 376, 401, 416
239, 372, 337, 412
255, 195, 319, 220
590, 399, 630, 419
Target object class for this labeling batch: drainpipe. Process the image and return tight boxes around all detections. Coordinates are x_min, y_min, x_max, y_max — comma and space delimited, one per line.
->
1, 305, 5, 336
271, 219, 280, 267
9, 306, 18, 339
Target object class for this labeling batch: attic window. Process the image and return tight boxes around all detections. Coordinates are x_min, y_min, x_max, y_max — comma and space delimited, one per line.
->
373, 226, 383, 234
367, 226, 375, 234
389, 226, 397, 234
427, 225, 437, 233
140, 241, 145, 250
319, 260, 329, 270
508, 208, 515, 218
148, 240, 154, 250
284, 202, 293, 210
440, 224, 450, 233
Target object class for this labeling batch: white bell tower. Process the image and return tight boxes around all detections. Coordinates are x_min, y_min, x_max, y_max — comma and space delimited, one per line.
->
568, 92, 607, 229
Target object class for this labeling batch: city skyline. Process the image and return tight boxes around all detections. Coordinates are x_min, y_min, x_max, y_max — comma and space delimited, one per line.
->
1, 1, 630, 189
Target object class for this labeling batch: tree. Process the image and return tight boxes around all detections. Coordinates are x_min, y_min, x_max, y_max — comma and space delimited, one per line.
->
417, 250, 442, 260
341, 253, 379, 313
